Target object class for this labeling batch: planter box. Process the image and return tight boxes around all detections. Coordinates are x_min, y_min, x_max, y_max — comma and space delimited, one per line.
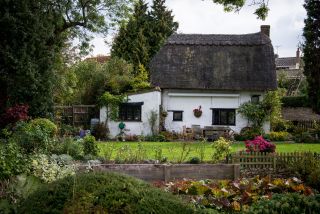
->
80, 164, 240, 182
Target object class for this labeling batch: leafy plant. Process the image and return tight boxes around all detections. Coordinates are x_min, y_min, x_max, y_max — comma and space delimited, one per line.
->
53, 137, 83, 160
0, 141, 29, 180
157, 177, 314, 212
92, 122, 109, 140
246, 193, 320, 214
102, 143, 115, 162
268, 131, 290, 141
211, 137, 231, 163
196, 138, 207, 163
245, 136, 276, 153
30, 154, 75, 183
83, 135, 99, 156
11, 119, 58, 153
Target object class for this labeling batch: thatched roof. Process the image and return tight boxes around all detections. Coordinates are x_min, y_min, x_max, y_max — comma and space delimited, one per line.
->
150, 32, 277, 91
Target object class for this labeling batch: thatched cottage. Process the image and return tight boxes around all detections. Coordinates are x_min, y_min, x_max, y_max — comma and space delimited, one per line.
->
100, 25, 277, 137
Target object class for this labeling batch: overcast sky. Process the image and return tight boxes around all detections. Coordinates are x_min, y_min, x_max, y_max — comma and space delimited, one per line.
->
90, 0, 306, 57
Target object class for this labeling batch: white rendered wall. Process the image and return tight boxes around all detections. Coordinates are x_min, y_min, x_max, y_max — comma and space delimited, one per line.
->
100, 91, 161, 138
162, 89, 270, 134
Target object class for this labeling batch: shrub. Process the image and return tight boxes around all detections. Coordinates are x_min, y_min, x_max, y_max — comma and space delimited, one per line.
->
245, 136, 276, 153
292, 128, 317, 143
52, 137, 83, 159
211, 137, 231, 163
246, 193, 320, 214
0, 104, 29, 128
238, 127, 261, 140
12, 119, 57, 153
189, 157, 200, 164
18, 172, 195, 214
285, 152, 320, 191
30, 154, 75, 183
58, 124, 78, 137
281, 96, 310, 107
144, 134, 167, 142
83, 135, 99, 156
0, 142, 29, 180
29, 118, 57, 138
268, 131, 290, 141
92, 122, 109, 140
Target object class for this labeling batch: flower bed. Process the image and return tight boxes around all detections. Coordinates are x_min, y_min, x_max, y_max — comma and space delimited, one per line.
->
154, 176, 314, 212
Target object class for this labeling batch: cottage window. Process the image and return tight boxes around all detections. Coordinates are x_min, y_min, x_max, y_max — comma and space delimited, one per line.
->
251, 95, 260, 103
172, 111, 183, 121
212, 109, 236, 125
119, 102, 143, 121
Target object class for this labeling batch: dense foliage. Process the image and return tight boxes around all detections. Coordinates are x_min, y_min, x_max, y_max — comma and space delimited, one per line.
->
303, 0, 320, 113
0, 104, 29, 128
111, 0, 178, 73
12, 119, 57, 153
155, 176, 314, 212
246, 193, 320, 214
83, 135, 99, 156
0, 142, 29, 180
281, 95, 310, 107
0, 0, 131, 117
19, 172, 195, 214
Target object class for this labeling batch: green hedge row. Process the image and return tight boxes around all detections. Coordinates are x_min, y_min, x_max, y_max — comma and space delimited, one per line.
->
281, 96, 310, 107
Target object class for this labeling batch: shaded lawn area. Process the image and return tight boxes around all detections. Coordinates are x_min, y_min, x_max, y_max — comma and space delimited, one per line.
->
98, 141, 320, 162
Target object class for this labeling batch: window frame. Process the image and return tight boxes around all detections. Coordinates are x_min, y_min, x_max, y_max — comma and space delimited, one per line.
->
119, 102, 143, 122
211, 108, 236, 126
171, 110, 183, 122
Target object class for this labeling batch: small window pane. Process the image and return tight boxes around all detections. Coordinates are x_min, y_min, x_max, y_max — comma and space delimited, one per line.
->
212, 109, 236, 126
173, 111, 183, 121
251, 95, 260, 103
228, 111, 235, 125
119, 104, 142, 121
213, 110, 220, 125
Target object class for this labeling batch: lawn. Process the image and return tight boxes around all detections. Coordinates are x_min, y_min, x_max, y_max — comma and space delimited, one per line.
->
98, 141, 320, 162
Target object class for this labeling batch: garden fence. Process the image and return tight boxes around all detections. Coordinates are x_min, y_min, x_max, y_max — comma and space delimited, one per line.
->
291, 120, 320, 131
229, 151, 320, 171
54, 105, 98, 127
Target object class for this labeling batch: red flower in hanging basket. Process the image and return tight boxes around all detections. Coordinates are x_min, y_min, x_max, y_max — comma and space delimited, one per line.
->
193, 106, 202, 118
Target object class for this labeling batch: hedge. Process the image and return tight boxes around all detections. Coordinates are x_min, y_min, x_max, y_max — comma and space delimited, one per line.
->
281, 96, 310, 107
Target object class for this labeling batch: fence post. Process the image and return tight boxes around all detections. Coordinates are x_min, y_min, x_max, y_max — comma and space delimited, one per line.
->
273, 153, 277, 172
233, 164, 240, 179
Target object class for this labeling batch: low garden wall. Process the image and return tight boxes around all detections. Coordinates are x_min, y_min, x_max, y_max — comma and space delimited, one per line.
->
80, 164, 240, 182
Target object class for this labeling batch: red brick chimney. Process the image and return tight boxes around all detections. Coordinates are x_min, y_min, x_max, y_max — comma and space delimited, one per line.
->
260, 25, 270, 37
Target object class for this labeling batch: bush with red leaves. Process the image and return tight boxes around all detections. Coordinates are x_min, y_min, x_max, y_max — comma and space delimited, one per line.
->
0, 104, 29, 127
245, 136, 276, 153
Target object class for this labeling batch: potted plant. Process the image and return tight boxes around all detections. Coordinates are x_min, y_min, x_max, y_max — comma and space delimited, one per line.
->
193, 106, 202, 118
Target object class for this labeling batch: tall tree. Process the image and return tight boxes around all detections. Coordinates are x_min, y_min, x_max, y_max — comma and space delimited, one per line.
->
303, 0, 320, 113
0, 0, 131, 118
111, 0, 150, 73
148, 0, 179, 57
111, 0, 178, 73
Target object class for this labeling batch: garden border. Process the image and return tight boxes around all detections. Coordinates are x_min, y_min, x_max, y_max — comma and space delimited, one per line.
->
79, 164, 240, 182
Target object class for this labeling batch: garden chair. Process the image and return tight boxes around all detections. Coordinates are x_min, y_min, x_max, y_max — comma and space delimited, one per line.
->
182, 125, 194, 141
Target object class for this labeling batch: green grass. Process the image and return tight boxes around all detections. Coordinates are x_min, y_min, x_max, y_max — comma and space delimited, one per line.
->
98, 141, 320, 162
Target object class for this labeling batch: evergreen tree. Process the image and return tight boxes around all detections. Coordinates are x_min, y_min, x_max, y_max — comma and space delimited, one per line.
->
111, 0, 178, 74
303, 0, 320, 112
111, 0, 150, 73
149, 0, 178, 57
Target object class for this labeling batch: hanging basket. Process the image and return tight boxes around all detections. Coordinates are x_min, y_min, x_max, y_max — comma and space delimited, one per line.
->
193, 106, 202, 118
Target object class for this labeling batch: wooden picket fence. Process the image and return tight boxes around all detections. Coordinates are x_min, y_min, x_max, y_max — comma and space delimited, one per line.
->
291, 120, 320, 131
229, 151, 320, 171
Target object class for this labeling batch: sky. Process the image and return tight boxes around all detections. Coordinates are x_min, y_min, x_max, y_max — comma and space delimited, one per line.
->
90, 0, 306, 58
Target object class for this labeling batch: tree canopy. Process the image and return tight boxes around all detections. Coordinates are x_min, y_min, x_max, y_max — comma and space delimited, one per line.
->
0, 0, 131, 118
211, 0, 270, 20
303, 0, 320, 113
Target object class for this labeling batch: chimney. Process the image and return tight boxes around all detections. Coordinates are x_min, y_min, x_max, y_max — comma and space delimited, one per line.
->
296, 48, 300, 68
260, 25, 270, 37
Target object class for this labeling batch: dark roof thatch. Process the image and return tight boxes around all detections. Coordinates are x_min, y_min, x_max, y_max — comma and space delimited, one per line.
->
150, 32, 277, 91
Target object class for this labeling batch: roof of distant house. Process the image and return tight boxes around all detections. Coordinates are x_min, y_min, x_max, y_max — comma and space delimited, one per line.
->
86, 55, 110, 63
150, 29, 277, 91
275, 57, 297, 68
